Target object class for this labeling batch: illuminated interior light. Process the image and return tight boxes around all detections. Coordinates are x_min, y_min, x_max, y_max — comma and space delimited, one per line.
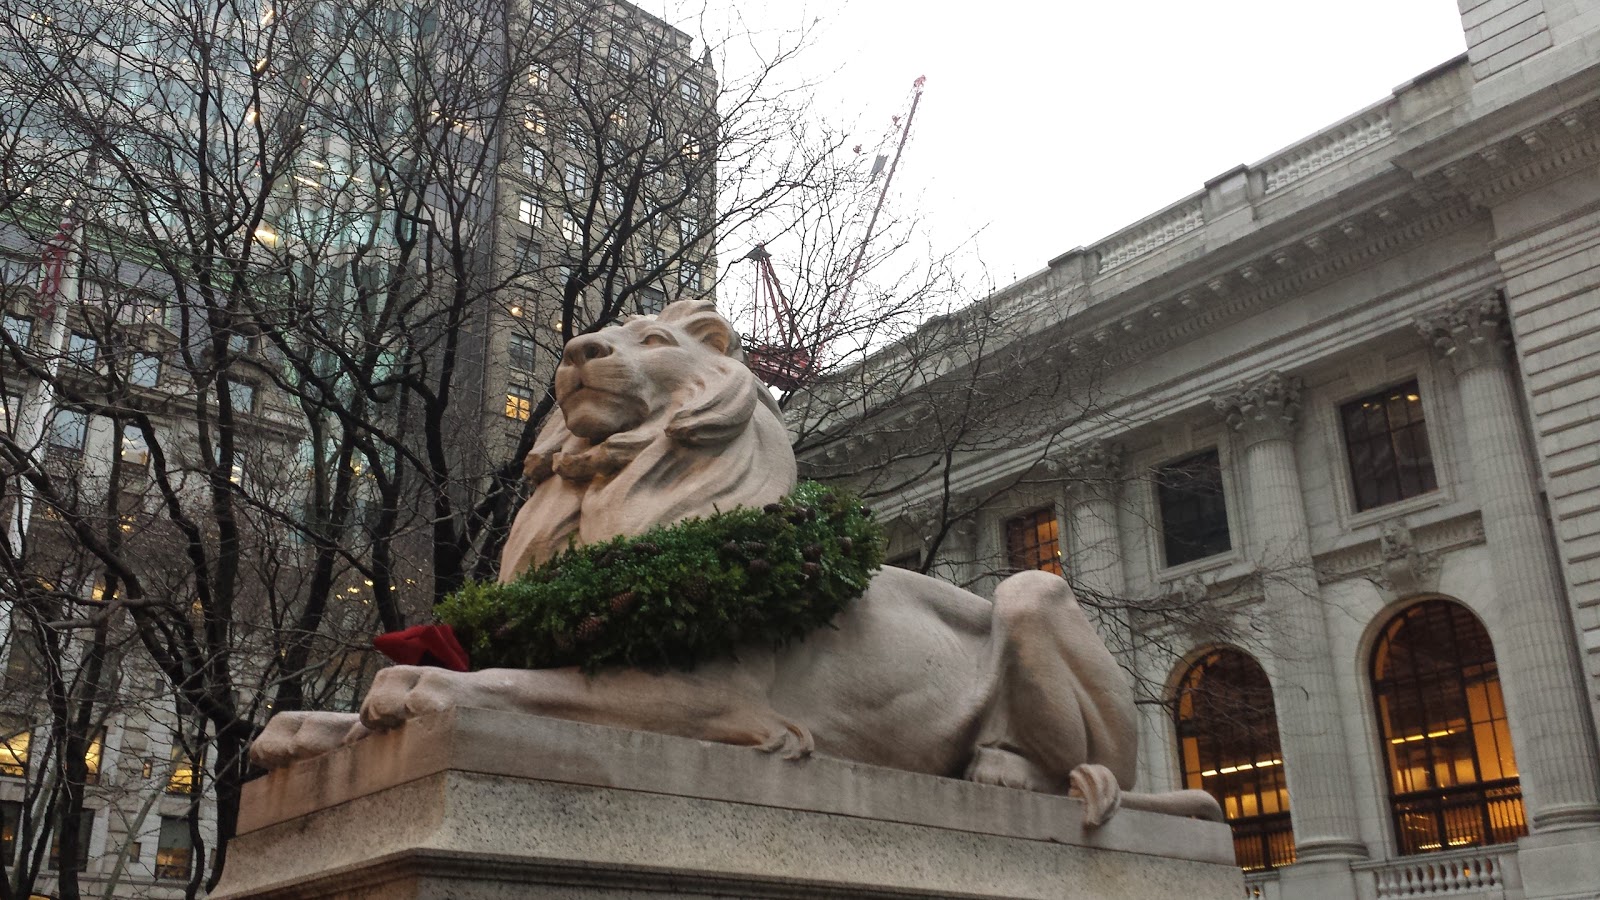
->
254, 224, 279, 246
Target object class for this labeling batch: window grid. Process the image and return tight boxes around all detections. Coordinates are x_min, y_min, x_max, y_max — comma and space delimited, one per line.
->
1156, 449, 1231, 567
1372, 600, 1526, 855
1175, 650, 1296, 871
1004, 507, 1063, 576
506, 384, 533, 421
508, 334, 536, 372
1341, 380, 1438, 512
517, 195, 542, 228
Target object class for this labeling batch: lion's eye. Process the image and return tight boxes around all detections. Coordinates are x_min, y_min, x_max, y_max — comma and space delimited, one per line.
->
641, 332, 675, 347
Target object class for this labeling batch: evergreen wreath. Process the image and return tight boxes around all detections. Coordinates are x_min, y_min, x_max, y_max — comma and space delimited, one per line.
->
438, 481, 886, 672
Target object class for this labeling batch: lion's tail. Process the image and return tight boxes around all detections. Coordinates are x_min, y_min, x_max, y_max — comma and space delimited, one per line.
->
1120, 789, 1225, 822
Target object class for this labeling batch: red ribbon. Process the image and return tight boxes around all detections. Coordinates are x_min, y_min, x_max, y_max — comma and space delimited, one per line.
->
373, 624, 471, 672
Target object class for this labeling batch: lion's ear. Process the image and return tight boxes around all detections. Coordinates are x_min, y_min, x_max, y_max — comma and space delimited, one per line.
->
667, 357, 760, 448
657, 299, 742, 360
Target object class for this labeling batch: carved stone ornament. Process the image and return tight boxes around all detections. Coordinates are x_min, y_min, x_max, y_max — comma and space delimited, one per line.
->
1050, 441, 1126, 504
1415, 290, 1509, 375
1213, 371, 1304, 445
248, 300, 1223, 828
1375, 518, 1441, 599
1163, 574, 1209, 606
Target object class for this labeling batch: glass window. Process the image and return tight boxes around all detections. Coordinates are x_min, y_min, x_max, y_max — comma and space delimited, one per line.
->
505, 384, 533, 421
526, 64, 550, 91
82, 729, 103, 786
1004, 507, 1063, 576
651, 62, 669, 87
678, 261, 701, 290
1, 392, 19, 435
47, 810, 93, 871
644, 245, 665, 270
560, 214, 583, 244
517, 195, 542, 227
529, 2, 554, 29
508, 334, 536, 372
2, 313, 32, 348
228, 381, 255, 413
0, 799, 18, 864
227, 331, 253, 354
129, 352, 161, 388
680, 78, 702, 104
521, 144, 545, 179
514, 238, 542, 271
608, 43, 632, 70
1157, 449, 1231, 567
1372, 599, 1525, 855
66, 332, 97, 366
48, 408, 88, 455
166, 744, 198, 794
0, 716, 30, 777
637, 287, 666, 315
121, 424, 150, 467
1341, 380, 1438, 512
1175, 650, 1296, 871
563, 165, 587, 194
155, 816, 192, 879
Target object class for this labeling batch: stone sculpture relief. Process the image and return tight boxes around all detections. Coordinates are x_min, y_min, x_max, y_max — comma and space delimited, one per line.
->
251, 300, 1222, 826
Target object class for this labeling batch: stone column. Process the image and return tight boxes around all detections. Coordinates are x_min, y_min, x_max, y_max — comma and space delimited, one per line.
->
1214, 373, 1367, 862
1418, 294, 1600, 832
1057, 441, 1127, 602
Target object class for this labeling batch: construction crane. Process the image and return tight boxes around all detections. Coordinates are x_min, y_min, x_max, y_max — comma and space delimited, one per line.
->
743, 76, 926, 392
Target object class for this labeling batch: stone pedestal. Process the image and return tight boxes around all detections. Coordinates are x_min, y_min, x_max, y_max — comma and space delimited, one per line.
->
213, 707, 1242, 899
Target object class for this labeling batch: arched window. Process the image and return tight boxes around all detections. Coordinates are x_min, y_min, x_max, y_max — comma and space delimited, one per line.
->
1371, 599, 1526, 855
1175, 649, 1295, 870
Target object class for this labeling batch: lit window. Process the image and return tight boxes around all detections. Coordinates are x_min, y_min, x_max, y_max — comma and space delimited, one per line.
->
121, 424, 150, 467
228, 381, 255, 413
1341, 380, 1438, 512
563, 165, 587, 194
3, 313, 33, 348
517, 195, 543, 228
0, 717, 30, 777
523, 110, 547, 134
66, 332, 97, 366
1175, 650, 1296, 871
155, 816, 192, 879
82, 729, 103, 785
608, 43, 632, 70
47, 809, 92, 871
508, 334, 536, 371
1004, 507, 1063, 575
1157, 449, 1231, 567
1372, 600, 1525, 855
1, 799, 19, 863
166, 744, 198, 794
521, 145, 545, 179
129, 352, 161, 388
526, 64, 550, 90
505, 384, 533, 420
48, 408, 88, 456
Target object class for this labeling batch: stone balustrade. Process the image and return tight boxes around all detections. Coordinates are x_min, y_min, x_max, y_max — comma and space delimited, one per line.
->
1354, 846, 1518, 898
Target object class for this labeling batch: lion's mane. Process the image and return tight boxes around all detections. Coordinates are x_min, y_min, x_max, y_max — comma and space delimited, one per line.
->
498, 301, 797, 582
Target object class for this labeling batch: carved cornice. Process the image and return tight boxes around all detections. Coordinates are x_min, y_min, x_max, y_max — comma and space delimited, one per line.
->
1213, 372, 1303, 446
1415, 290, 1508, 375
1046, 440, 1125, 504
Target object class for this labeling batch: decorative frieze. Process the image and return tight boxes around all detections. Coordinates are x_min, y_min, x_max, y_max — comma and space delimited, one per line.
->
1213, 372, 1304, 446
1261, 107, 1393, 193
1415, 290, 1508, 374
1095, 198, 1205, 271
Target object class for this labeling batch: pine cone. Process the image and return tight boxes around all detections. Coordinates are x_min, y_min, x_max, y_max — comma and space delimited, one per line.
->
802, 561, 822, 579
838, 537, 854, 555
722, 540, 742, 556
633, 542, 660, 556
576, 615, 606, 642
743, 541, 767, 555
609, 591, 638, 615
763, 502, 784, 515
748, 558, 772, 576
803, 543, 823, 561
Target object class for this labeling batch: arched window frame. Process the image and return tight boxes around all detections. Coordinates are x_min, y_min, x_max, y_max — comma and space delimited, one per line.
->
1369, 598, 1526, 855
1173, 648, 1296, 871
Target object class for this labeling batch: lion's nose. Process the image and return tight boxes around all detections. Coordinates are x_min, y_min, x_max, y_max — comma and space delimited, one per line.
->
563, 333, 612, 366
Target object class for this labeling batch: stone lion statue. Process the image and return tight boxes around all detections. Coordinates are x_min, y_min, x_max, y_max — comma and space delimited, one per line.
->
252, 300, 1220, 826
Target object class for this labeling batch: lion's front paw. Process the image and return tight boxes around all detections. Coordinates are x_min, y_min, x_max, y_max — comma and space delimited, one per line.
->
359, 665, 466, 732
756, 719, 815, 761
250, 711, 364, 770
1068, 763, 1124, 827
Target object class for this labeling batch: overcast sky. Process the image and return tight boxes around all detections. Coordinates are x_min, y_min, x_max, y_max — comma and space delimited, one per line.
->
660, 0, 1469, 293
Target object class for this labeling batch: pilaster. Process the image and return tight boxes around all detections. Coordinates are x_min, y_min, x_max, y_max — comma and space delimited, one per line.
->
1417, 293, 1600, 831
1214, 373, 1367, 864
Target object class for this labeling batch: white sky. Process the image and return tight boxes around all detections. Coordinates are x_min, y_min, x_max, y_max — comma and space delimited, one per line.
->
658, 0, 1469, 292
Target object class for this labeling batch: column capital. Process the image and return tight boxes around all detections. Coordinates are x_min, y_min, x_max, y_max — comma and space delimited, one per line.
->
1213, 371, 1304, 446
1415, 290, 1509, 375
1047, 441, 1124, 503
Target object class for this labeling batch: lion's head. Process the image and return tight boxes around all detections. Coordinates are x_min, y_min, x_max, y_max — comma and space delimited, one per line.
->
498, 300, 797, 582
